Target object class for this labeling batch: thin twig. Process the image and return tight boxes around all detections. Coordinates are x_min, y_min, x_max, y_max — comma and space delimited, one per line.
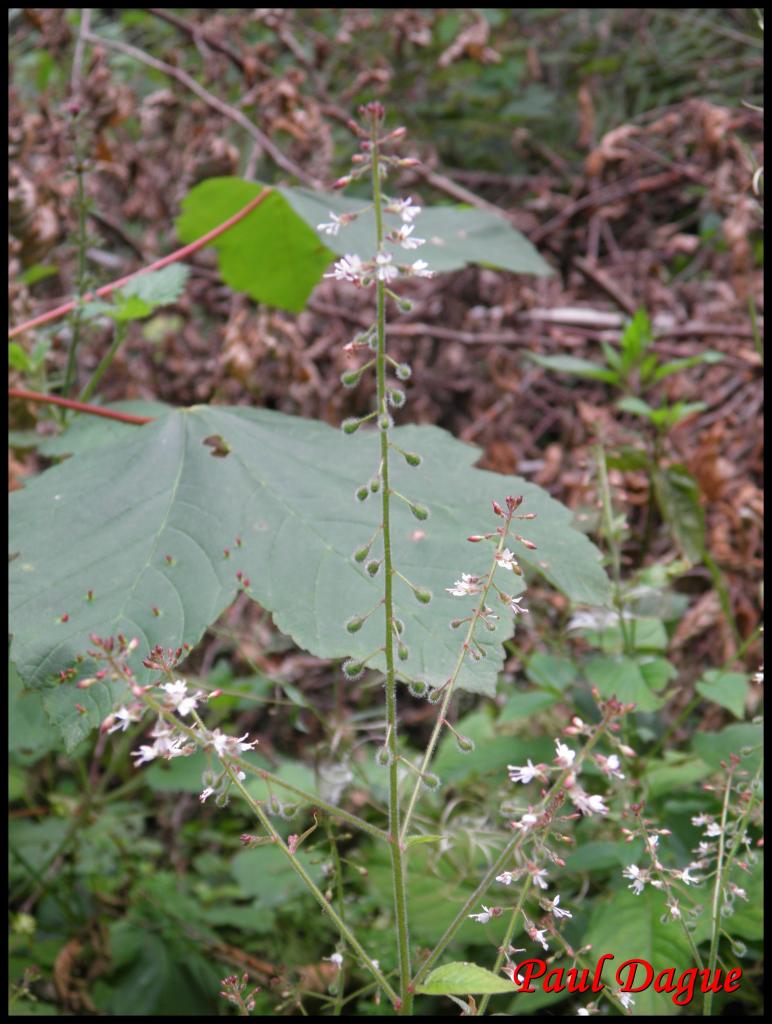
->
9, 388, 154, 424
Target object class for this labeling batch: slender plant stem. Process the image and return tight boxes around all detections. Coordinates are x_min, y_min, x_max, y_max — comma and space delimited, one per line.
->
703, 768, 735, 1015
412, 725, 608, 990
400, 513, 514, 841
225, 766, 400, 1008
62, 102, 91, 398
8, 388, 154, 424
370, 112, 412, 1015
9, 190, 272, 340
78, 322, 128, 403
476, 879, 530, 1015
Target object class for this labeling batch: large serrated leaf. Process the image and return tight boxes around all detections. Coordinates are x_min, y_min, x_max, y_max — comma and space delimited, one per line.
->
9, 406, 608, 746
175, 177, 551, 312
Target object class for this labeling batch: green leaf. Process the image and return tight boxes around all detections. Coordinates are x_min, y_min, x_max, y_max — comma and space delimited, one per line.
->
584, 887, 694, 1016
8, 342, 31, 372
121, 263, 189, 308
176, 177, 552, 314
525, 652, 577, 692
585, 654, 666, 710
692, 723, 762, 773
652, 465, 706, 564
619, 308, 653, 373
36, 401, 170, 458
405, 833, 445, 848
696, 669, 749, 719
283, 185, 553, 277
176, 179, 333, 313
9, 407, 609, 746
649, 401, 706, 430
527, 353, 619, 383
417, 962, 516, 996
616, 395, 655, 418
643, 752, 712, 798
652, 351, 724, 382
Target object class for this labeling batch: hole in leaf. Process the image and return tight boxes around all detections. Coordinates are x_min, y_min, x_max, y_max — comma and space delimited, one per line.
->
202, 434, 231, 457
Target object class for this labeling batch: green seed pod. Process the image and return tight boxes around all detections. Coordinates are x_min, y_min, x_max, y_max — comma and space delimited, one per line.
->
369, 476, 381, 493
375, 745, 392, 767
340, 370, 361, 388
396, 363, 412, 381
407, 678, 427, 698
356, 485, 369, 502
403, 451, 422, 467
421, 771, 441, 791
456, 734, 475, 754
342, 659, 365, 680
398, 642, 409, 661
409, 503, 429, 521
342, 418, 361, 434
393, 618, 405, 635
398, 297, 413, 312
366, 559, 381, 577
346, 616, 365, 634
378, 412, 393, 431
414, 587, 432, 604
353, 544, 371, 563
427, 687, 444, 704
387, 387, 406, 408
215, 791, 230, 808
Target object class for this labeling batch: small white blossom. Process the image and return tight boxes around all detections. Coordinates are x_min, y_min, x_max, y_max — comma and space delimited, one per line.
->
375, 251, 398, 282
496, 871, 515, 885
392, 224, 425, 249
508, 759, 542, 784
324, 253, 364, 283
446, 572, 481, 597
728, 882, 748, 901
691, 813, 713, 827
160, 679, 203, 717
317, 212, 347, 236
617, 991, 635, 1010
546, 894, 572, 919
200, 786, 215, 803
468, 905, 493, 924
386, 197, 421, 222
569, 787, 608, 816
106, 705, 143, 734
526, 923, 549, 951
531, 868, 549, 889
679, 866, 701, 886
596, 753, 625, 780
623, 865, 645, 895
554, 740, 576, 768
323, 952, 343, 968
496, 548, 519, 572
666, 897, 681, 919
705, 822, 723, 838
409, 259, 433, 277
577, 1010, 591, 1016
510, 596, 529, 615
208, 729, 258, 758
512, 812, 539, 831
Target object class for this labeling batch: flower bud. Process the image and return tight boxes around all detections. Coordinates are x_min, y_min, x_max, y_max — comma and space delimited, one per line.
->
409, 503, 429, 521
342, 417, 361, 434
341, 369, 362, 388
414, 587, 432, 604
506, 495, 524, 512
403, 450, 421, 466
421, 771, 440, 791
398, 642, 409, 661
456, 734, 475, 754
333, 175, 352, 190
492, 501, 504, 517
346, 616, 365, 634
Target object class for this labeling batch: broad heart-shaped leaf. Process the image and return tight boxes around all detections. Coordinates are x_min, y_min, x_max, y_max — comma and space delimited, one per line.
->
176, 177, 551, 312
416, 962, 516, 996
9, 406, 609, 748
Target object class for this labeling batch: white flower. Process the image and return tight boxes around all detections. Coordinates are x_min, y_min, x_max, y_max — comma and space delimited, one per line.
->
131, 744, 160, 766
705, 822, 723, 837
410, 259, 433, 277
446, 572, 481, 597
200, 786, 215, 803
392, 224, 425, 249
596, 753, 625, 780
554, 740, 576, 768
375, 252, 398, 282
622, 864, 645, 895
208, 729, 258, 758
617, 991, 635, 1010
508, 759, 541, 784
547, 894, 572, 919
324, 253, 364, 283
728, 883, 748, 901
512, 812, 539, 831
526, 923, 549, 951
496, 548, 519, 572
577, 1009, 591, 1016
324, 952, 343, 968
468, 905, 493, 924
666, 898, 681, 919
510, 596, 529, 616
106, 705, 143, 734
577, 791, 609, 816
496, 871, 515, 885
160, 679, 202, 717
691, 813, 713, 827
317, 212, 346, 236
386, 197, 422, 222
679, 867, 701, 886
531, 868, 549, 889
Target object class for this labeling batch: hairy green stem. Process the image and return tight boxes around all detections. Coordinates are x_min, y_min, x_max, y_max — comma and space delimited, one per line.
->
477, 878, 530, 1015
370, 112, 412, 1015
703, 768, 735, 1015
